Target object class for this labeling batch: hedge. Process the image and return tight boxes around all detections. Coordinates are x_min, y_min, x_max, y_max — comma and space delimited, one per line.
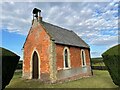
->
102, 44, 120, 86
0, 47, 20, 89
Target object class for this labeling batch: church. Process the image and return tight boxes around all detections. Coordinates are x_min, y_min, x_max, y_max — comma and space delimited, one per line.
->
22, 8, 92, 83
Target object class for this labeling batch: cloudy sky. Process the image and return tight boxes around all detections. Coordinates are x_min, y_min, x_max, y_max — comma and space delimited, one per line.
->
1, 0, 119, 59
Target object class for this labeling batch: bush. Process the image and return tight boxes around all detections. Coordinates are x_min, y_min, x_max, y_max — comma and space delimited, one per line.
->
102, 44, 120, 86
0, 47, 20, 89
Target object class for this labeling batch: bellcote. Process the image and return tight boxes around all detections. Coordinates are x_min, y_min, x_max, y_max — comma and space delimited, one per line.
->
32, 8, 42, 22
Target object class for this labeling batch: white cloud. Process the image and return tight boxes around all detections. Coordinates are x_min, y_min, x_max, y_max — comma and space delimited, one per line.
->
1, 2, 119, 57
90, 35, 118, 46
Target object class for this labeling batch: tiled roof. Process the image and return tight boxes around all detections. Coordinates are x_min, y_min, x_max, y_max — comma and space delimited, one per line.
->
41, 21, 89, 48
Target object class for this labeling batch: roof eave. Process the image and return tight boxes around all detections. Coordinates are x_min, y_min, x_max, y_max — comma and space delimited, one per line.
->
54, 41, 90, 49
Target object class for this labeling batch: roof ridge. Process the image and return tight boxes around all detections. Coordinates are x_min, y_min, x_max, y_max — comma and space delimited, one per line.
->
42, 21, 73, 32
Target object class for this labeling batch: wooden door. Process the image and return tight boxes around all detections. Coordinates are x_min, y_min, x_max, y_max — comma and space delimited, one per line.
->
32, 51, 39, 79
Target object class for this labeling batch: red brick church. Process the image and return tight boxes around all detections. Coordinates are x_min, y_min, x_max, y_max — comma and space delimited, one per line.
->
22, 8, 92, 83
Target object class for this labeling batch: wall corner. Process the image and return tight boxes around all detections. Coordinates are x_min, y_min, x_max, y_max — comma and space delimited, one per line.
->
49, 40, 57, 83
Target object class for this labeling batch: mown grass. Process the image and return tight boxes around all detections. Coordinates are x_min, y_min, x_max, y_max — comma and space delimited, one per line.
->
5, 70, 119, 88
91, 57, 105, 67
92, 62, 105, 66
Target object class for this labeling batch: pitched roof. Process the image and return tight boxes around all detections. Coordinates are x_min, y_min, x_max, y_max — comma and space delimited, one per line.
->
41, 21, 89, 48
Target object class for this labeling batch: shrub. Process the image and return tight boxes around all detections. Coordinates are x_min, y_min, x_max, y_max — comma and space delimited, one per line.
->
102, 44, 120, 86
0, 47, 20, 89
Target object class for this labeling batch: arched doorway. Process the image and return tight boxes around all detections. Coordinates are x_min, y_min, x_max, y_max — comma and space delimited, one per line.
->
32, 51, 39, 79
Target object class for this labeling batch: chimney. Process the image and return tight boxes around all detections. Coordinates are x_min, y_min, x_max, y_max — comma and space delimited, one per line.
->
32, 8, 42, 22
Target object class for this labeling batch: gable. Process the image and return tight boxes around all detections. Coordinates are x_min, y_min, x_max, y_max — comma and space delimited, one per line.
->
23, 20, 89, 49
23, 20, 51, 49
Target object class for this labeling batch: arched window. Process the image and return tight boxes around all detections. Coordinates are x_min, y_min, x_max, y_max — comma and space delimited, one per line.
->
65, 49, 68, 68
63, 47, 71, 69
81, 49, 86, 67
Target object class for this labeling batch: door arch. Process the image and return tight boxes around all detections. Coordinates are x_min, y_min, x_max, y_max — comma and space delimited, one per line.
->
32, 51, 39, 79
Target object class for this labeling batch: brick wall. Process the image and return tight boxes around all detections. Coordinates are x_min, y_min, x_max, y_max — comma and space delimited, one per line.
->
55, 44, 92, 82
70, 46, 81, 68
23, 20, 51, 79
55, 44, 64, 70
56, 44, 91, 70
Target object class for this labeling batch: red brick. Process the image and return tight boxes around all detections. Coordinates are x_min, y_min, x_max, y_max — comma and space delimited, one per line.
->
23, 23, 51, 75
56, 44, 91, 70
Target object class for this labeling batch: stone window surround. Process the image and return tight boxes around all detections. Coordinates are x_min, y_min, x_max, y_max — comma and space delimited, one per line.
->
63, 47, 71, 70
81, 49, 86, 67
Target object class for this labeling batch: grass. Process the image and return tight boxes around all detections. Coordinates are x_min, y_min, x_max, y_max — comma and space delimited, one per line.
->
6, 70, 119, 88
92, 62, 105, 66
91, 57, 105, 67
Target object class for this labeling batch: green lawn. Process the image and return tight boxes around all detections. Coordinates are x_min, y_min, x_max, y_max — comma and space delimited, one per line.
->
6, 70, 118, 88
92, 62, 105, 66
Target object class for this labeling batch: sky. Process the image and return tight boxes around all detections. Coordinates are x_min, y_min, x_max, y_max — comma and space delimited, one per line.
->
0, 0, 119, 59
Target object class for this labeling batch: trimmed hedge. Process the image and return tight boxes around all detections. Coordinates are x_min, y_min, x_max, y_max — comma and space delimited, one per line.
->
102, 44, 120, 86
0, 47, 20, 89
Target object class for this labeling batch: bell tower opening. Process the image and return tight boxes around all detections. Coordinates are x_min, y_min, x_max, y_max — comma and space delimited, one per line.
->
32, 8, 42, 22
